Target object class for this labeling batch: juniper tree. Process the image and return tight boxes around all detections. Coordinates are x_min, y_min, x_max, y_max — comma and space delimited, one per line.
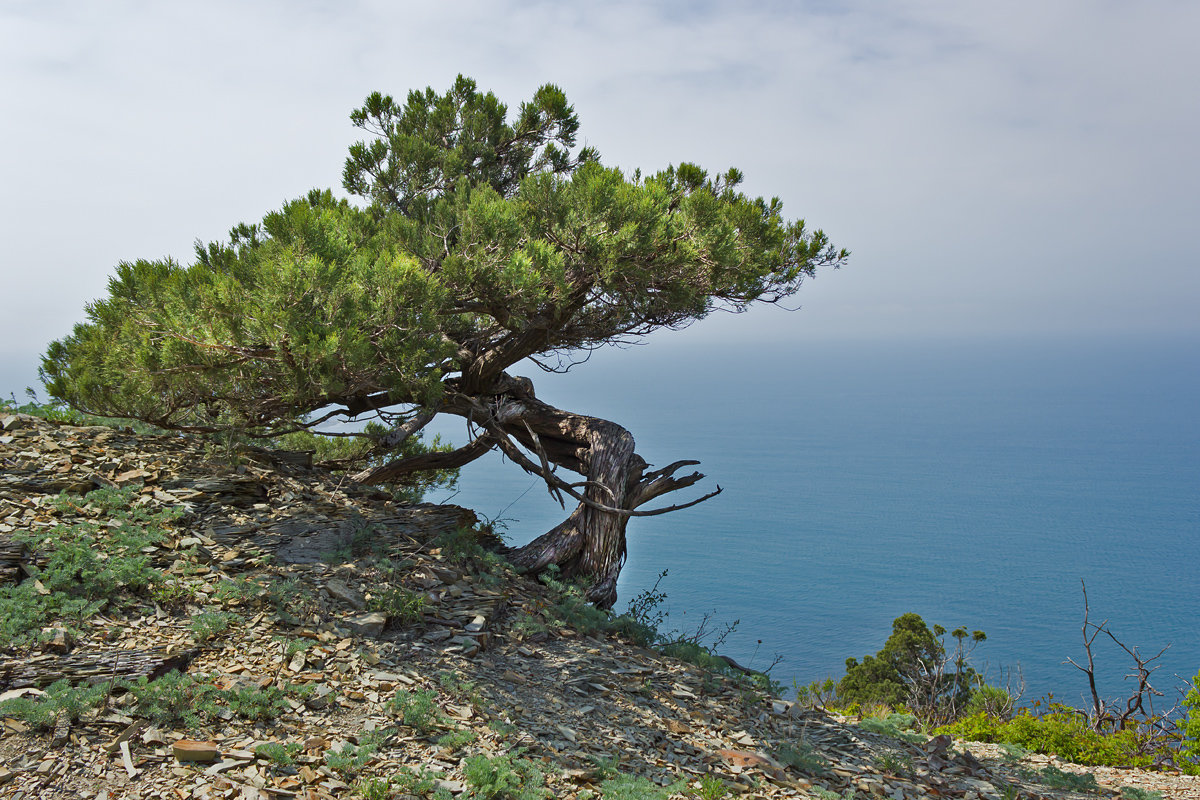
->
43, 76, 847, 607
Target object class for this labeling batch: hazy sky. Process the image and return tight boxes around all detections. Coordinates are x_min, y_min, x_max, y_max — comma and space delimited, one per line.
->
2, 1, 1198, 395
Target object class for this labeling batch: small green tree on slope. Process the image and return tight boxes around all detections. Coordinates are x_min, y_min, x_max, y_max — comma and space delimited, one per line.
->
839, 613, 987, 723
42, 76, 847, 607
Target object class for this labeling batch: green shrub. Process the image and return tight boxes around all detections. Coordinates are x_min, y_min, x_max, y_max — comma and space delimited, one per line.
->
1119, 788, 1164, 800
0, 680, 108, 729
596, 773, 685, 800
190, 611, 235, 641
1026, 764, 1100, 792
462, 752, 550, 799
353, 777, 391, 800
387, 688, 442, 734
368, 586, 426, 623
126, 671, 224, 728
255, 741, 303, 766
965, 684, 1015, 720
0, 489, 181, 647
838, 613, 986, 724
858, 713, 925, 744
1180, 669, 1200, 774
325, 734, 382, 778
225, 683, 291, 721
214, 576, 263, 605
690, 774, 729, 799
938, 708, 1150, 768
437, 728, 478, 752
775, 741, 828, 775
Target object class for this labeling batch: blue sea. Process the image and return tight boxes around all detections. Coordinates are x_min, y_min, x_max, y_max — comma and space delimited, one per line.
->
423, 335, 1200, 709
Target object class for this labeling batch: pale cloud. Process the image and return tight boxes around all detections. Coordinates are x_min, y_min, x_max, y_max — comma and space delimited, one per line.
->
2, 1, 1197, 391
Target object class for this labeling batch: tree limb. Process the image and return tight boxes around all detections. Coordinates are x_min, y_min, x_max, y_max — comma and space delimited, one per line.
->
353, 434, 492, 484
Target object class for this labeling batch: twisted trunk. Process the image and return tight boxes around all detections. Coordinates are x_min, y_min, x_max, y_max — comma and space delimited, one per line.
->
358, 372, 717, 609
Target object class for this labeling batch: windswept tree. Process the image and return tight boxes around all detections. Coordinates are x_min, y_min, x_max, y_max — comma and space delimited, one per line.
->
43, 76, 847, 607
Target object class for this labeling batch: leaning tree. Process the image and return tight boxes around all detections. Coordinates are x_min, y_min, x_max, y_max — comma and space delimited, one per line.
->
43, 76, 847, 607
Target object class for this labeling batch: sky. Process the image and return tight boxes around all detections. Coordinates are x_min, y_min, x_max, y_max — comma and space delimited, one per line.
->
2, 0, 1199, 396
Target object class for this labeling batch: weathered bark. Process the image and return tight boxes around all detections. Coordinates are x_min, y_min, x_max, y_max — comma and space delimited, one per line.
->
460, 375, 718, 609
353, 371, 719, 608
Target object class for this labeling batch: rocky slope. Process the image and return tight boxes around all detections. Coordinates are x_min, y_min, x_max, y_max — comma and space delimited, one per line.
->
1, 413, 1195, 800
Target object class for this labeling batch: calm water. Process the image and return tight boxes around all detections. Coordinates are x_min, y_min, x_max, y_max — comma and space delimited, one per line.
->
425, 335, 1200, 707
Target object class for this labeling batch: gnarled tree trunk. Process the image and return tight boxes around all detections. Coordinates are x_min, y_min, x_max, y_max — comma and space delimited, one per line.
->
357, 372, 718, 609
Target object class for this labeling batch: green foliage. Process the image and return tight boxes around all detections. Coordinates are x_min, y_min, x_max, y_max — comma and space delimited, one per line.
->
273, 422, 458, 501
367, 586, 426, 623
125, 672, 300, 729
325, 732, 384, 778
597, 773, 685, 800
436, 670, 483, 707
387, 688, 442, 734
1025, 764, 1101, 793
0, 680, 108, 730
461, 752, 550, 800
1120, 788, 1165, 800
876, 750, 914, 776
263, 576, 315, 622
793, 677, 839, 709
938, 708, 1151, 768
3, 390, 162, 433
1180, 669, 1200, 772
689, 775, 729, 799
126, 671, 223, 728
353, 777, 391, 800
43, 77, 844, 506
189, 611, 235, 642
214, 576, 262, 605
255, 741, 303, 766
436, 728, 478, 752
964, 684, 1016, 720
224, 683, 291, 721
615, 569, 669, 647
857, 713, 926, 744
775, 741, 828, 775
838, 613, 986, 723
389, 766, 446, 797
0, 488, 179, 647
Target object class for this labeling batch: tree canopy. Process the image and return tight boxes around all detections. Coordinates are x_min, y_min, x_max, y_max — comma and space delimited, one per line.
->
43, 76, 847, 606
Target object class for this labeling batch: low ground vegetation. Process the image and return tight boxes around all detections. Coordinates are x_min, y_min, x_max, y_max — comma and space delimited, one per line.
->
2, 400, 1196, 798
793, 612, 1200, 776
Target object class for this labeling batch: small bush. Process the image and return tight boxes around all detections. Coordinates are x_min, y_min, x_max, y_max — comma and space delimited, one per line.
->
965, 684, 1015, 720
462, 752, 550, 799
0, 488, 180, 647
225, 683, 291, 721
190, 611, 235, 642
1180, 669, 1200, 774
127, 672, 224, 728
325, 737, 380, 778
1120, 788, 1164, 800
775, 741, 827, 775
877, 750, 914, 776
690, 774, 730, 799
255, 741, 303, 766
437, 728, 478, 752
597, 773, 685, 800
858, 713, 925, 744
387, 688, 442, 734
368, 586, 426, 623
214, 576, 262, 605
0, 680, 107, 729
1026, 764, 1100, 792
938, 708, 1150, 768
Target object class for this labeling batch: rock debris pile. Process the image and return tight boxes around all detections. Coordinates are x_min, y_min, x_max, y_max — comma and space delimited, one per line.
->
1, 412, 1196, 799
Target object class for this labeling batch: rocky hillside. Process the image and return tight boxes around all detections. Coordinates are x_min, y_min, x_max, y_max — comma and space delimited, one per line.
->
0, 413, 1195, 800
